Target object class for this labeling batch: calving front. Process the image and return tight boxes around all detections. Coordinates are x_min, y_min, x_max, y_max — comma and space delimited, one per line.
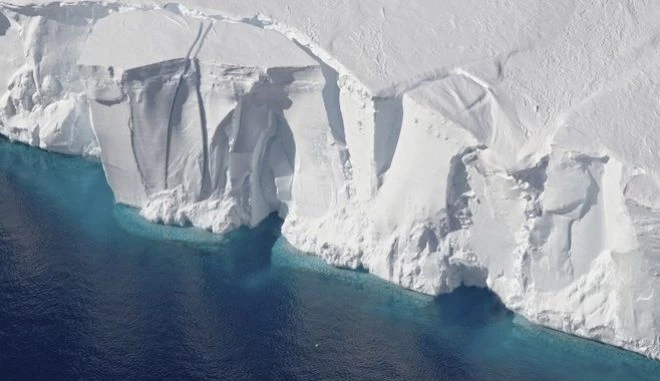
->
1, 0, 659, 360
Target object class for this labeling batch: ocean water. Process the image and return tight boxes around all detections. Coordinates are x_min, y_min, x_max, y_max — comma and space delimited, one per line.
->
0, 139, 659, 381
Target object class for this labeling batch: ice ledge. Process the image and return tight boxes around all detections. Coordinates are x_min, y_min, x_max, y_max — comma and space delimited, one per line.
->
1, 1, 660, 360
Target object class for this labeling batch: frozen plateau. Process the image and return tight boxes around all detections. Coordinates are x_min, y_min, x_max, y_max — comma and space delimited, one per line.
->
1, 0, 660, 360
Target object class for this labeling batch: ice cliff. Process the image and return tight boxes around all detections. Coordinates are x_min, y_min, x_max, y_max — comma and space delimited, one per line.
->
1, 0, 659, 359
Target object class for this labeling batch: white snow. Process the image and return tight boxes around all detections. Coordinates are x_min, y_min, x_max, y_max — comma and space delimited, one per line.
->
1, 0, 660, 359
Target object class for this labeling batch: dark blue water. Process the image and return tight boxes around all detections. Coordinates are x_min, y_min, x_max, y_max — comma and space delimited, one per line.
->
0, 139, 658, 381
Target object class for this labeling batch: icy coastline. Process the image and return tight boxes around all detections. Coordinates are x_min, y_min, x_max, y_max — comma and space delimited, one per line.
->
1, 0, 659, 359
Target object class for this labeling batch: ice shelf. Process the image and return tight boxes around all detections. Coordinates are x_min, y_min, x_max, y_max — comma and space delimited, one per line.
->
1, 0, 659, 359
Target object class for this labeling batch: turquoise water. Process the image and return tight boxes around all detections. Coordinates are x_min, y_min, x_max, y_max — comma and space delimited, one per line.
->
0, 138, 659, 380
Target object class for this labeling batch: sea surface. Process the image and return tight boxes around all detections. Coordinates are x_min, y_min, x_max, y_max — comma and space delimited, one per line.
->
0, 138, 659, 381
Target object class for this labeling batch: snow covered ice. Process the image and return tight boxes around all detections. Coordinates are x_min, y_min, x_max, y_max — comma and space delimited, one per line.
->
1, 0, 660, 359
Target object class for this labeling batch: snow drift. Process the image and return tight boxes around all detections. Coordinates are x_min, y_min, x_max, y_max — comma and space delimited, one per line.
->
1, 0, 659, 359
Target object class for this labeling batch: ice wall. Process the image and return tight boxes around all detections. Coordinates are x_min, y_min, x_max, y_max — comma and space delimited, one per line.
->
1, 1, 659, 360
77, 10, 336, 231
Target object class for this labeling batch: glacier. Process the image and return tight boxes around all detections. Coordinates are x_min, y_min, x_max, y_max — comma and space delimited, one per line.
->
1, 0, 660, 359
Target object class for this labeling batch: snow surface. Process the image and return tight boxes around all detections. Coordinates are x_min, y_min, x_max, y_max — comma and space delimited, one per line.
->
1, 0, 660, 359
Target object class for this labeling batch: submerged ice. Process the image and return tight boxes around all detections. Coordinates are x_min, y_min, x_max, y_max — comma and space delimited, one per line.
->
1, 0, 659, 359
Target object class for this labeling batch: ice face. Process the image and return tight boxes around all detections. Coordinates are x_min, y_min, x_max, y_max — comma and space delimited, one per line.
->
1, 0, 660, 360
